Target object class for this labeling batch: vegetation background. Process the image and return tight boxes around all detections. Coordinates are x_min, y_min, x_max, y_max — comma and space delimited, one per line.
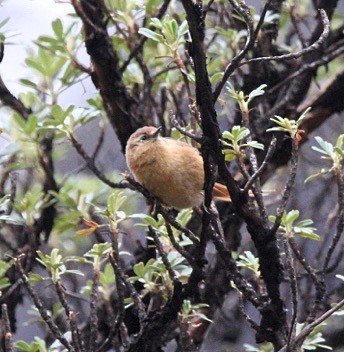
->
0, 0, 343, 351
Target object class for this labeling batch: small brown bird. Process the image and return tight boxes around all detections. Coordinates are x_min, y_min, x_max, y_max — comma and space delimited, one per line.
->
125, 126, 231, 209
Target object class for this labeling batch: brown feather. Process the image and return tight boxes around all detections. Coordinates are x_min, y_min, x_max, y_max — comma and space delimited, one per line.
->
212, 182, 232, 202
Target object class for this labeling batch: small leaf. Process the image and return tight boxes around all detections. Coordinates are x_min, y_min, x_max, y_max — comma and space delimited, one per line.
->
76, 227, 97, 236
284, 209, 299, 225
150, 17, 162, 29
52, 19, 63, 38
28, 273, 46, 283
138, 28, 164, 43
305, 170, 328, 183
246, 141, 264, 150
248, 84, 267, 101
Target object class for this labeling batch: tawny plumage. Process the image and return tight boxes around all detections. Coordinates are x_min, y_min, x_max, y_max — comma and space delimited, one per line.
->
125, 126, 231, 209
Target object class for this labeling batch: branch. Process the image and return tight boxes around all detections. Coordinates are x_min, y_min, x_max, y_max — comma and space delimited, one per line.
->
107, 238, 147, 330
35, 135, 59, 242
127, 281, 184, 352
283, 239, 298, 350
120, 0, 171, 72
149, 226, 180, 285
89, 266, 100, 351
299, 68, 344, 139
240, 9, 330, 66
243, 136, 277, 193
271, 138, 299, 234
1, 304, 13, 352
15, 255, 75, 352
213, 0, 274, 100
55, 280, 85, 352
322, 169, 344, 273
68, 132, 133, 189
0, 76, 30, 120
182, 1, 288, 347
281, 297, 344, 352
71, 0, 140, 150
267, 44, 344, 98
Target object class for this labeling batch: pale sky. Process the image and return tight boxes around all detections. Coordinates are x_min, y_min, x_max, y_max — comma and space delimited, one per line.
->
1, 0, 74, 94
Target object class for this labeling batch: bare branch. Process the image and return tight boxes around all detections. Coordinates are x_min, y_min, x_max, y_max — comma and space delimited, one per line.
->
241, 9, 330, 66
15, 255, 75, 352
213, 0, 275, 101
68, 132, 132, 189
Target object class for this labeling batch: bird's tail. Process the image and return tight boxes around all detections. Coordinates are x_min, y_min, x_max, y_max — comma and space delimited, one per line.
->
212, 182, 232, 202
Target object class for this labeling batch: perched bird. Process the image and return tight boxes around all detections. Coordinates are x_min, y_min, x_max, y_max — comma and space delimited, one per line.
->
125, 126, 231, 209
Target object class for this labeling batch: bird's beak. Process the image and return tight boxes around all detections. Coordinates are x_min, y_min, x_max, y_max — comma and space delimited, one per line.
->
151, 126, 162, 139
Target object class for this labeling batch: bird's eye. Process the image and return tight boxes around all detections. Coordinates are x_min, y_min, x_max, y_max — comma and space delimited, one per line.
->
140, 135, 148, 141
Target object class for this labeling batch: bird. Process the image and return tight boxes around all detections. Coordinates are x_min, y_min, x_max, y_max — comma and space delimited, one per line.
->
125, 126, 232, 209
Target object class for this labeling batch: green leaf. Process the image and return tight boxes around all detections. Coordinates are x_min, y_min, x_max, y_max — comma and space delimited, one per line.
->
283, 209, 299, 225
246, 140, 264, 150
296, 229, 320, 241
313, 136, 334, 156
13, 341, 31, 351
0, 277, 10, 290
150, 17, 162, 29
19, 79, 38, 89
25, 58, 46, 75
305, 169, 328, 183
0, 18, 10, 30
24, 115, 38, 135
28, 273, 46, 283
100, 263, 116, 286
138, 28, 164, 43
178, 20, 189, 37
247, 84, 267, 101
209, 72, 224, 84
297, 219, 314, 227
224, 150, 237, 161
194, 312, 213, 323
52, 19, 63, 38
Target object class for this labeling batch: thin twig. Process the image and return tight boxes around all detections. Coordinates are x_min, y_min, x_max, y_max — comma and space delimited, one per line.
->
170, 112, 203, 143
289, 4, 307, 48
240, 9, 330, 66
89, 265, 100, 351
0, 75, 30, 119
283, 239, 298, 350
15, 255, 75, 352
97, 250, 131, 352
107, 248, 147, 330
68, 132, 132, 189
1, 304, 14, 352
109, 228, 129, 348
283, 297, 344, 351
91, 122, 106, 160
271, 138, 299, 234
207, 230, 260, 308
267, 45, 344, 96
288, 237, 320, 288
149, 226, 180, 285
237, 292, 260, 333
322, 170, 344, 273
120, 0, 172, 72
243, 136, 277, 193
158, 204, 199, 244
55, 280, 85, 352
213, 0, 258, 100
164, 222, 194, 266
240, 107, 267, 224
